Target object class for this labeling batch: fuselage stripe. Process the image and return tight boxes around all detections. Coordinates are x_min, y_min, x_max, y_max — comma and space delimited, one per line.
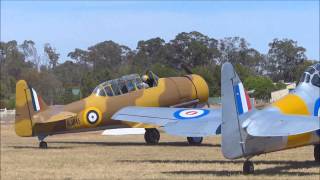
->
234, 83, 251, 115
31, 88, 40, 112
245, 90, 252, 110
234, 84, 244, 115
239, 83, 249, 113
314, 98, 320, 116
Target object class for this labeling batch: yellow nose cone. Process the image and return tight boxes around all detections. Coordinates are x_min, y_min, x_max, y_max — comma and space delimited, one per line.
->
187, 74, 209, 103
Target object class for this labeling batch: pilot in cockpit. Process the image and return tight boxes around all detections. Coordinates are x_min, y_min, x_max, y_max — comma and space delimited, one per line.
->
141, 75, 150, 88
143, 70, 158, 87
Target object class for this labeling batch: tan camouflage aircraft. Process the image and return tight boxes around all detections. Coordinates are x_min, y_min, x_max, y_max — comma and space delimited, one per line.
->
15, 71, 209, 148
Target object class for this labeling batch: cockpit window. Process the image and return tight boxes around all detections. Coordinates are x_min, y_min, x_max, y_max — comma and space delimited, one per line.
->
104, 85, 114, 96
92, 73, 158, 96
98, 89, 106, 96
93, 86, 106, 96
306, 67, 315, 74
311, 74, 320, 87
315, 64, 320, 71
147, 71, 159, 87
118, 80, 128, 94
110, 80, 122, 96
136, 78, 144, 89
305, 74, 311, 83
126, 80, 136, 92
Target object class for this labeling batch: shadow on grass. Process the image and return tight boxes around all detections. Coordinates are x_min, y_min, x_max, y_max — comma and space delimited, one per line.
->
119, 159, 320, 176
9, 146, 73, 149
49, 141, 220, 147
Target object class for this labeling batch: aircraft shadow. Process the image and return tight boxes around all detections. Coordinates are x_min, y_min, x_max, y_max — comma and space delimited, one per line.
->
9, 146, 73, 150
49, 141, 220, 147
119, 159, 320, 176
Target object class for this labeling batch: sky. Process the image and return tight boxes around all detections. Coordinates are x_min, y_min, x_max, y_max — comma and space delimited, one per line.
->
1, 1, 319, 61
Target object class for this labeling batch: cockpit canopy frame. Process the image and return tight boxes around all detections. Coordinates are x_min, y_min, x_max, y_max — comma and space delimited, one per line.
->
299, 63, 320, 88
92, 72, 159, 97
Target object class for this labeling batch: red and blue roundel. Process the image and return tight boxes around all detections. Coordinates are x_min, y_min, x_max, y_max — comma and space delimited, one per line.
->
174, 109, 209, 120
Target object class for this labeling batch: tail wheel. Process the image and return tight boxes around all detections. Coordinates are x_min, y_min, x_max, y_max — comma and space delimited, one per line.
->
314, 145, 320, 162
39, 141, 48, 149
144, 128, 160, 145
187, 137, 203, 145
243, 160, 254, 175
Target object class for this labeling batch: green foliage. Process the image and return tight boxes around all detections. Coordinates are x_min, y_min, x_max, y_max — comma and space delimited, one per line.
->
150, 63, 181, 78
274, 82, 286, 90
244, 76, 276, 100
63, 88, 81, 104
293, 61, 315, 82
192, 65, 217, 97
44, 43, 60, 69
267, 38, 307, 82
0, 32, 315, 108
234, 63, 255, 81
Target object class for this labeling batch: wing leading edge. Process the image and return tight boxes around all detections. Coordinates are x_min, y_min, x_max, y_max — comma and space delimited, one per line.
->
112, 106, 222, 137
243, 110, 320, 137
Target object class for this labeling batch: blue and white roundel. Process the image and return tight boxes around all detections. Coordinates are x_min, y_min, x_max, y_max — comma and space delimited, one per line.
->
174, 109, 209, 120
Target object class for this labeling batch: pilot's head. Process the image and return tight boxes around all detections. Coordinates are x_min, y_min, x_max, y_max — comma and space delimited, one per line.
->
142, 75, 149, 82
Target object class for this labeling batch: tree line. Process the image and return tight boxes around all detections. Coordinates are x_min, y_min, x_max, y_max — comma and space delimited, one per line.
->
0, 31, 315, 108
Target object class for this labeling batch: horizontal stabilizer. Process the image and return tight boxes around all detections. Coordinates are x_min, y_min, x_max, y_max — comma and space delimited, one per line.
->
33, 111, 77, 124
245, 111, 320, 137
102, 128, 146, 135
112, 106, 221, 137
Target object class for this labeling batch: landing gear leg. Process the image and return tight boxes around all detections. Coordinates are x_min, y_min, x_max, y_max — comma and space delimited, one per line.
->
144, 128, 160, 145
38, 135, 48, 149
243, 160, 254, 175
187, 137, 203, 145
314, 144, 320, 162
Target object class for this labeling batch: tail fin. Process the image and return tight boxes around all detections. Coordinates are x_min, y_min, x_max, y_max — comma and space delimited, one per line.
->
221, 63, 252, 159
15, 80, 48, 137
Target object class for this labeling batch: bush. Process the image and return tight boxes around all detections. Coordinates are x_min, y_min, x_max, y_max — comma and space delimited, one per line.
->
192, 65, 218, 97
244, 76, 276, 100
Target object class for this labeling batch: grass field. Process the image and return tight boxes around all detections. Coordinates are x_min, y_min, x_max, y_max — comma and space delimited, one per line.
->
1, 123, 319, 180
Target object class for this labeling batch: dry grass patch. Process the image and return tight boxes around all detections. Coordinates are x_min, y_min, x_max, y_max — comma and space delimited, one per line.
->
1, 124, 319, 179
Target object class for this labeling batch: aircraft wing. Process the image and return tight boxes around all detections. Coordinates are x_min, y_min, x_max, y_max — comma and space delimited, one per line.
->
112, 106, 222, 137
243, 110, 320, 137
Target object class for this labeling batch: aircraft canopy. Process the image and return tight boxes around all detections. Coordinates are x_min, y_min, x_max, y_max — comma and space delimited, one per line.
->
92, 71, 159, 96
299, 63, 320, 88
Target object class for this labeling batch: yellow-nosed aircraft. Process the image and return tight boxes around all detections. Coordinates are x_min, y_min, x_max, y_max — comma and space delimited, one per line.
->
220, 62, 320, 174
111, 63, 320, 174
15, 72, 209, 148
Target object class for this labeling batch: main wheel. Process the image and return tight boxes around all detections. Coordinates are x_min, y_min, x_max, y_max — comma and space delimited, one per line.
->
144, 128, 160, 145
243, 160, 254, 175
39, 141, 48, 149
187, 137, 203, 145
314, 144, 320, 162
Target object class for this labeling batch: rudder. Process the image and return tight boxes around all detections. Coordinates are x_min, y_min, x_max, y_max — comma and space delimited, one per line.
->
15, 80, 47, 137
221, 63, 252, 159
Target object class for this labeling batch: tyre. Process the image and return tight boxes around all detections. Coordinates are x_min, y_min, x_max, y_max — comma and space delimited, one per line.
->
144, 128, 160, 145
314, 145, 320, 162
39, 141, 48, 149
243, 160, 254, 175
187, 137, 203, 145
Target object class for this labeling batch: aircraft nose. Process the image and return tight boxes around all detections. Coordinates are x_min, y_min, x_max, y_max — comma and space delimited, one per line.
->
187, 74, 209, 103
